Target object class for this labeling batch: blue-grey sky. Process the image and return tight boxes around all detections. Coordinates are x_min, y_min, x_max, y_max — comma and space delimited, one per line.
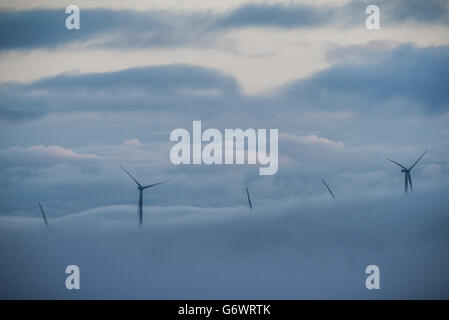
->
0, 0, 449, 299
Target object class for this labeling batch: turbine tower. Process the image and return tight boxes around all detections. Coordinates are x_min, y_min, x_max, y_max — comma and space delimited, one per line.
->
321, 178, 335, 199
246, 187, 253, 210
388, 150, 427, 194
38, 203, 49, 228
120, 166, 168, 226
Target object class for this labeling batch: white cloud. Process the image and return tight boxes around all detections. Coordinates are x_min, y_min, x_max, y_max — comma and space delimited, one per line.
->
26, 145, 98, 159
280, 133, 345, 150
0, 145, 99, 168
123, 138, 142, 146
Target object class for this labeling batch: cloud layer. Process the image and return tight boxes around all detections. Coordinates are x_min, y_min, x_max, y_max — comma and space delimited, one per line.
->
1, 1, 448, 50
1, 188, 449, 299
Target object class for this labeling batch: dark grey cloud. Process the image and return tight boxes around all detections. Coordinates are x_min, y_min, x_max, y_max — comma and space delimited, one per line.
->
282, 44, 449, 114
32, 64, 239, 92
212, 3, 334, 29
1, 45, 448, 123
337, 0, 449, 27
0, 9, 212, 50
0, 64, 243, 120
387, 0, 449, 24
3, 6, 328, 50
1, 1, 448, 50
224, 0, 449, 29
0, 10, 72, 49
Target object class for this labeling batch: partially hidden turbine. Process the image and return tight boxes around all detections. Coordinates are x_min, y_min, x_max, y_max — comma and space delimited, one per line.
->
321, 178, 335, 199
38, 203, 49, 228
246, 187, 253, 210
120, 166, 169, 226
388, 150, 427, 194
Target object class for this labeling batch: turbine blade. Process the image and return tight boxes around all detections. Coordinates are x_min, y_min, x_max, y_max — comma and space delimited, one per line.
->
119, 166, 142, 188
38, 203, 49, 228
246, 187, 253, 209
408, 172, 413, 192
142, 179, 170, 189
388, 159, 407, 170
409, 150, 427, 170
321, 179, 336, 199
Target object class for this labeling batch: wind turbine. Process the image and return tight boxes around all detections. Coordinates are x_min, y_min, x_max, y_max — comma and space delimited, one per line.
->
120, 166, 169, 226
38, 203, 49, 228
388, 150, 427, 194
321, 178, 335, 199
246, 187, 253, 209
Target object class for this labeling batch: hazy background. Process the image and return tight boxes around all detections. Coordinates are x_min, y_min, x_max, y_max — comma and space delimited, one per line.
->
0, 0, 448, 299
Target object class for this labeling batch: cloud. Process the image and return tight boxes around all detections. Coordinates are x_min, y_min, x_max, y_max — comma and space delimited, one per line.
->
326, 40, 400, 63
1, 188, 449, 298
386, 0, 449, 24
339, 0, 449, 26
281, 133, 345, 150
0, 0, 342, 12
0, 64, 241, 120
123, 138, 141, 146
212, 0, 449, 31
1, 1, 448, 51
422, 163, 449, 179
0, 45, 447, 220
0, 45, 446, 218
1, 45, 448, 123
282, 44, 449, 114
213, 3, 334, 29
0, 145, 98, 168
0, 9, 215, 50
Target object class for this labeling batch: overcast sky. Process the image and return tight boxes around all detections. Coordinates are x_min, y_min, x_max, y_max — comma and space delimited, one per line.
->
0, 0, 449, 299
